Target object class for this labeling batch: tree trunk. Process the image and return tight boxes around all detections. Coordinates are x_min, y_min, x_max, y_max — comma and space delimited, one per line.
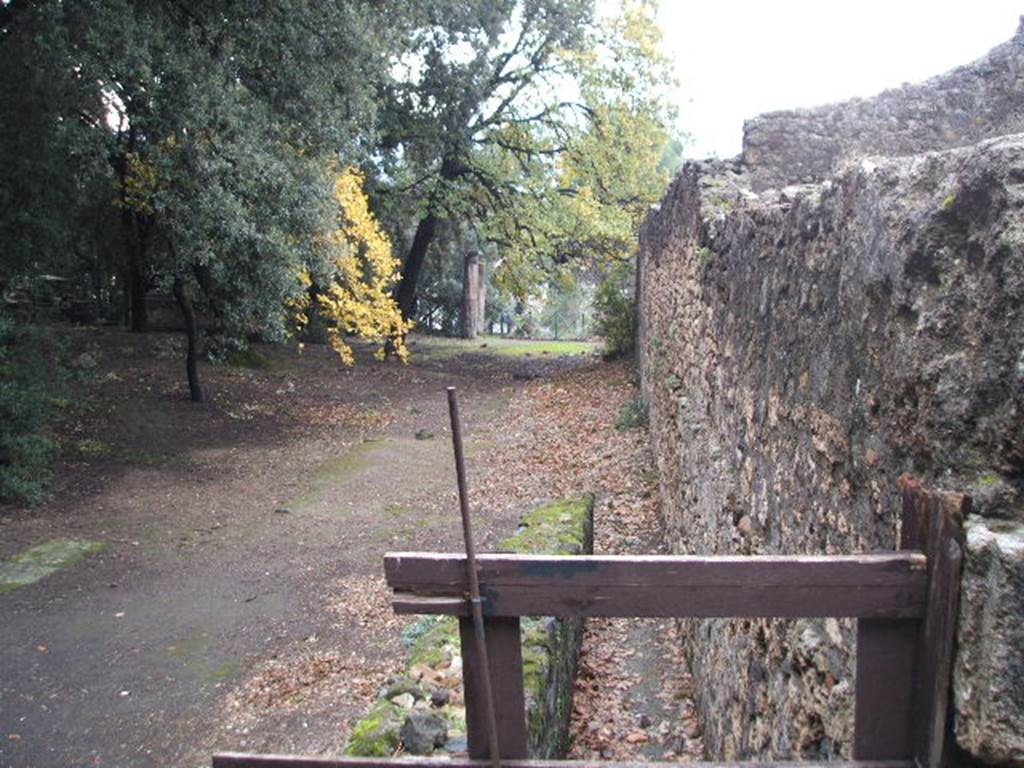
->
395, 212, 438, 322
127, 241, 148, 332
173, 276, 204, 403
115, 125, 149, 332
394, 156, 463, 323
461, 251, 482, 339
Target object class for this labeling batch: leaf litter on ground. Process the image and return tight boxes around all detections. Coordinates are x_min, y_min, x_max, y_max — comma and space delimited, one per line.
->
220, 359, 704, 758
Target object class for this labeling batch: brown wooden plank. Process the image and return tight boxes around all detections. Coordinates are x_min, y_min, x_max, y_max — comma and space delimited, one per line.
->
459, 615, 528, 760
853, 618, 918, 760
898, 474, 930, 552
386, 552, 926, 589
385, 552, 927, 618
853, 476, 933, 760
394, 583, 924, 619
213, 755, 915, 768
912, 490, 968, 768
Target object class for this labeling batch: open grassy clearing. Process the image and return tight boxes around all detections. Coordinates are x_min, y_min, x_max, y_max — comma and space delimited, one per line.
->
406, 334, 600, 360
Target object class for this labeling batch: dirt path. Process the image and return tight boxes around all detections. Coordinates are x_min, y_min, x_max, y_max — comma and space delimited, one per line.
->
0, 329, 588, 768
462, 363, 705, 761
568, 468, 704, 762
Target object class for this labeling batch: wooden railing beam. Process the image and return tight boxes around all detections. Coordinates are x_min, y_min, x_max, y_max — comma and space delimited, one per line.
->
213, 756, 916, 768
386, 553, 928, 619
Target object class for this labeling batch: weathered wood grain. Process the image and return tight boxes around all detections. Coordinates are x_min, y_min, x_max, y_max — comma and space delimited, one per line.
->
213, 755, 915, 768
854, 618, 918, 759
386, 552, 928, 619
460, 616, 528, 759
911, 485, 968, 768
853, 476, 930, 761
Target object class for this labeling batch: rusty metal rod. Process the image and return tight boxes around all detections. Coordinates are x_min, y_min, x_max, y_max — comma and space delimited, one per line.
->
447, 387, 502, 768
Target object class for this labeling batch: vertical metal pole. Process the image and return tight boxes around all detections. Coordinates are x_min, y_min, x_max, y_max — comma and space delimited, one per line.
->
447, 387, 502, 768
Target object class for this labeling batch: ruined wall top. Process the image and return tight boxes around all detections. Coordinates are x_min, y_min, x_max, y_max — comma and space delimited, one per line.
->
743, 20, 1024, 191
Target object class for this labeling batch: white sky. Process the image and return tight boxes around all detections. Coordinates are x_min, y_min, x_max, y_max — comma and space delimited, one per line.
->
657, 1, 1023, 158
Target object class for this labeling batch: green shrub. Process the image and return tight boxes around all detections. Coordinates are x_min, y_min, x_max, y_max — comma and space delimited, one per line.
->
616, 395, 648, 430
593, 259, 636, 358
0, 314, 59, 505
226, 346, 272, 370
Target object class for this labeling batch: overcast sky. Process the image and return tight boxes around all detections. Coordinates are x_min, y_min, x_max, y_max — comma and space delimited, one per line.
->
657, 1, 1023, 158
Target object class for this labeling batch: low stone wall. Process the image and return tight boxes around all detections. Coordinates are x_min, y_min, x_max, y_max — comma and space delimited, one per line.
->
638, 136, 1024, 762
743, 21, 1024, 191
344, 495, 594, 758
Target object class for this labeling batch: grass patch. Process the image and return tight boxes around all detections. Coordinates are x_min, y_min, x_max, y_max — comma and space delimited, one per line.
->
75, 438, 113, 457
0, 538, 108, 593
289, 439, 383, 511
499, 495, 595, 556
310, 441, 379, 482
227, 347, 273, 370
408, 334, 598, 360
166, 636, 242, 683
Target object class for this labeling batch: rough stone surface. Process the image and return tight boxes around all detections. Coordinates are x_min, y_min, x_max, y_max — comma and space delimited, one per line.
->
344, 495, 595, 758
744, 20, 1024, 191
522, 614, 583, 759
344, 701, 405, 757
400, 712, 447, 754
501, 494, 595, 759
955, 519, 1024, 765
638, 132, 1024, 761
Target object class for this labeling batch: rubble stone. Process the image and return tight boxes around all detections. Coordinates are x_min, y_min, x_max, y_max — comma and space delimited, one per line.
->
638, 31, 1024, 761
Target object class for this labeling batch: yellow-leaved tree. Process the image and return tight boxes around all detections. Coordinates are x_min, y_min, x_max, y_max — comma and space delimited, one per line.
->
297, 167, 411, 363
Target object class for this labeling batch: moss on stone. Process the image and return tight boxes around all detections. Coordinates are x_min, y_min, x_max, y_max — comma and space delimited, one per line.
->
498, 494, 595, 555
0, 538, 108, 593
345, 494, 594, 758
408, 616, 459, 668
437, 703, 467, 735
344, 700, 404, 757
383, 675, 426, 701
521, 618, 551, 736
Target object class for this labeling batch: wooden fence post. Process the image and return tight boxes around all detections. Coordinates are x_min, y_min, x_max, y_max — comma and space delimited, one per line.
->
853, 478, 927, 760
911, 485, 968, 768
854, 476, 967, 767
459, 615, 528, 759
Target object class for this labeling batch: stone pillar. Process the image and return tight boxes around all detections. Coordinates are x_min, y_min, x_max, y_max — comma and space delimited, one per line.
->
461, 252, 485, 339
476, 260, 486, 337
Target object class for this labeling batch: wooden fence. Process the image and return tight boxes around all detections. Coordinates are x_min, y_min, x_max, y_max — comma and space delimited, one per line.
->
214, 477, 967, 768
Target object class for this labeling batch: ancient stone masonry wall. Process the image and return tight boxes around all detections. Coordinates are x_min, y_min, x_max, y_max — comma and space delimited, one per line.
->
743, 21, 1024, 191
638, 137, 1024, 763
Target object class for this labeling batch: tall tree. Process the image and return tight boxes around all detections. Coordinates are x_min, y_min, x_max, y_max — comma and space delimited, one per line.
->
1, 0, 413, 400
377, 0, 679, 323
0, 1, 108, 284
376, 0, 596, 321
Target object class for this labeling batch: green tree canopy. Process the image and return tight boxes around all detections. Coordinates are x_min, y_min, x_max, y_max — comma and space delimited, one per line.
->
1, 0, 414, 399
375, 0, 680, 322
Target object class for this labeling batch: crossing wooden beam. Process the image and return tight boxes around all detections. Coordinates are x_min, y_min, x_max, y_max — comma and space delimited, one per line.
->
385, 551, 928, 618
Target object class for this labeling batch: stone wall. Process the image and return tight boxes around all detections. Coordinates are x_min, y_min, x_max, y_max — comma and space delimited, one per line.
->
743, 20, 1024, 191
638, 135, 1024, 762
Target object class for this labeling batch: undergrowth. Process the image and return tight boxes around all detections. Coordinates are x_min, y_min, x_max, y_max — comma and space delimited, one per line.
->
616, 395, 648, 430
0, 313, 64, 504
